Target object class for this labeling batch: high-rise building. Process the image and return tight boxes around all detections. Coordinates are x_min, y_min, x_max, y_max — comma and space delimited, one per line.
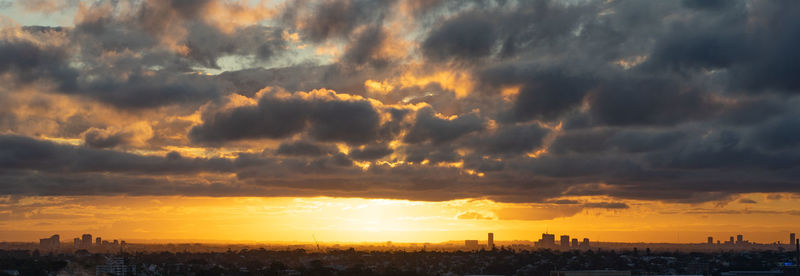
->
561, 235, 570, 248
791, 233, 796, 246
82, 234, 92, 248
96, 237, 102, 246
581, 238, 590, 248
736, 234, 743, 244
73, 238, 80, 248
39, 235, 59, 249
707, 237, 713, 244
536, 233, 556, 248
488, 233, 494, 248
729, 236, 734, 244
571, 238, 579, 247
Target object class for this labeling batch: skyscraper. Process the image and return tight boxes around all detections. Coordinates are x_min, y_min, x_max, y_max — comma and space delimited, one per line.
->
707, 237, 713, 244
488, 233, 494, 248
561, 235, 570, 248
96, 237, 102, 246
536, 233, 556, 248
736, 234, 743, 244
791, 233, 796, 246
82, 234, 92, 248
571, 238, 579, 247
39, 235, 59, 249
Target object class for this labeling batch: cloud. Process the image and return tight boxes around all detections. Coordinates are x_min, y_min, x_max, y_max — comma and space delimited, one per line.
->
422, 14, 496, 62
3, 0, 800, 205
404, 107, 484, 144
738, 198, 757, 204
0, 134, 234, 175
275, 140, 335, 157
190, 89, 384, 145
348, 144, 393, 160
583, 202, 630, 209
283, 0, 395, 43
455, 211, 494, 220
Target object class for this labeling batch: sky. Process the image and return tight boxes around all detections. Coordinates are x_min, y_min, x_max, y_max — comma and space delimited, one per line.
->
1, 0, 800, 244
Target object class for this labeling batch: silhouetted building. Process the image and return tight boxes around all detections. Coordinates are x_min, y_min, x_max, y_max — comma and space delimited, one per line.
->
729, 236, 735, 244
572, 238, 579, 247
791, 233, 796, 246
536, 233, 556, 248
561, 235, 570, 249
39, 235, 59, 249
74, 238, 81, 248
488, 233, 494, 248
737, 234, 743, 244
465, 240, 479, 249
581, 238, 590, 248
113, 240, 119, 246
82, 234, 92, 248
708, 236, 713, 244
96, 237, 102, 246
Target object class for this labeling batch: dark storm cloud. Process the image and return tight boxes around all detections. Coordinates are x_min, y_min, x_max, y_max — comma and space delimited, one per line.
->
550, 128, 686, 155
307, 98, 383, 144
483, 66, 595, 122
0, 36, 79, 91
216, 63, 388, 99
341, 25, 388, 66
588, 77, 718, 127
421, 14, 496, 62
548, 199, 579, 205
0, 135, 234, 174
583, 202, 629, 209
738, 198, 757, 204
190, 91, 383, 145
348, 144, 393, 160
404, 107, 484, 144
75, 72, 223, 109
403, 143, 460, 163
637, 0, 800, 95
182, 24, 287, 68
275, 140, 334, 157
189, 96, 312, 143
753, 117, 800, 150
82, 128, 131, 149
470, 124, 550, 155
284, 0, 395, 42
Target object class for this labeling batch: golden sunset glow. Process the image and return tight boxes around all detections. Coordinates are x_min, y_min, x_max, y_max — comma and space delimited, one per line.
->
3, 193, 800, 244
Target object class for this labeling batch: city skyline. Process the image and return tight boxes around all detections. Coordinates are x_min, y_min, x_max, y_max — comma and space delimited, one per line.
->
20, 231, 800, 247
3, 0, 800, 244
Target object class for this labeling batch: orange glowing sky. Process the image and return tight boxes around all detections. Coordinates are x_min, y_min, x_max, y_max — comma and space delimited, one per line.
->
3, 193, 800, 244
